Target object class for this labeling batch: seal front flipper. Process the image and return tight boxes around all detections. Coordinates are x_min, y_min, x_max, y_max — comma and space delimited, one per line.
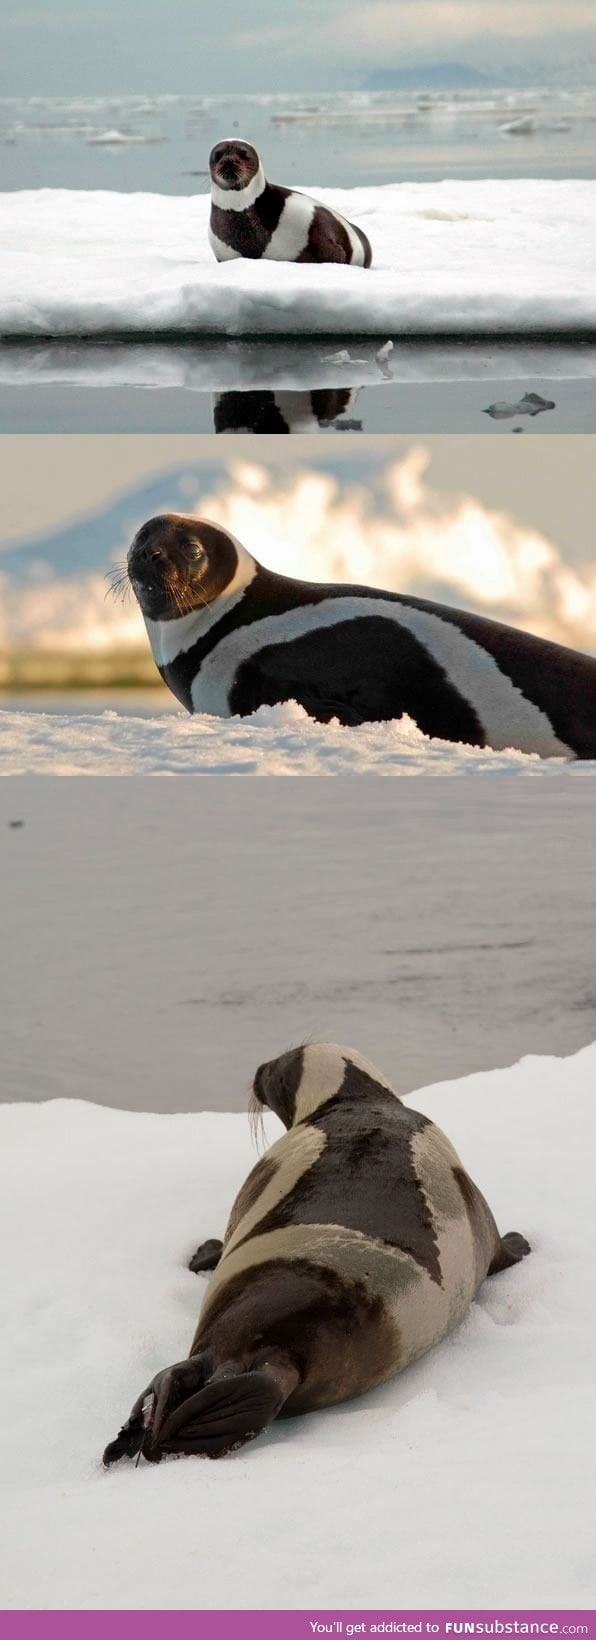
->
145, 1352, 300, 1462
233, 655, 366, 726
488, 1230, 531, 1275
188, 1238, 223, 1274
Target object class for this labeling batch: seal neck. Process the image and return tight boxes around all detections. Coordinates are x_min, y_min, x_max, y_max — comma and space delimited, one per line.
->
292, 1044, 399, 1126
143, 535, 258, 668
210, 165, 266, 213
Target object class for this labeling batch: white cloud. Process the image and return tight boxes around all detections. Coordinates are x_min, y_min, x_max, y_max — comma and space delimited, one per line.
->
316, 0, 596, 58
0, 573, 143, 654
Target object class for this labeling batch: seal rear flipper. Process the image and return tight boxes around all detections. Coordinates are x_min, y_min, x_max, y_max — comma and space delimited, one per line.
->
102, 1354, 213, 1467
188, 1238, 223, 1273
146, 1356, 300, 1461
488, 1230, 531, 1275
103, 1416, 145, 1467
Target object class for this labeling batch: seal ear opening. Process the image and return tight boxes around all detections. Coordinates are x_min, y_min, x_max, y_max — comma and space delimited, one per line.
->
146, 1367, 293, 1461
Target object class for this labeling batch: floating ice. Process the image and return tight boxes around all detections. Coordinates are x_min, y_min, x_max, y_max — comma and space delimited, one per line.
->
1, 180, 595, 337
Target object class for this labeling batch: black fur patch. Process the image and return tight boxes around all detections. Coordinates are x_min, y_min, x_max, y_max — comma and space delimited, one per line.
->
237, 1064, 443, 1284
193, 1256, 398, 1410
297, 205, 352, 264
229, 613, 485, 742
210, 183, 292, 259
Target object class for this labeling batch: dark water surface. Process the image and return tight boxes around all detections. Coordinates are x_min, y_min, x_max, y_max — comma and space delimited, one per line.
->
1, 339, 594, 434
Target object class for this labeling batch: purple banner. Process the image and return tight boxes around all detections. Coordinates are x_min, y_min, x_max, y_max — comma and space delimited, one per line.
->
1, 1615, 595, 1639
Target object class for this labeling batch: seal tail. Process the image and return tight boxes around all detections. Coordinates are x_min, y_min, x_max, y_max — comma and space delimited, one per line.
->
146, 1356, 299, 1461
488, 1230, 531, 1275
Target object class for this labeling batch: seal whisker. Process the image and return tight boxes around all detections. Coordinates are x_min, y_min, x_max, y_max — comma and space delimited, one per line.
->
248, 1086, 266, 1154
105, 564, 133, 606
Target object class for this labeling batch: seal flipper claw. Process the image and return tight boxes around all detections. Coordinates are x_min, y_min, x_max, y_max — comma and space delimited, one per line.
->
102, 1408, 145, 1467
488, 1230, 531, 1275
102, 1355, 212, 1467
188, 1238, 223, 1274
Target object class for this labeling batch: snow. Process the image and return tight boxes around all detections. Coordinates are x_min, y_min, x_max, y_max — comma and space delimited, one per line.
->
1, 1043, 594, 1609
1, 180, 595, 337
1, 702, 594, 775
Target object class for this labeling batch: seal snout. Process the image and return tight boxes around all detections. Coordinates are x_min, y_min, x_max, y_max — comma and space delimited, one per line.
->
127, 519, 171, 590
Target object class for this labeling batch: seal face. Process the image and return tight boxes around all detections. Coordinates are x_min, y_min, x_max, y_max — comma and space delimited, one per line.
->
125, 514, 596, 758
103, 1043, 530, 1466
208, 138, 373, 267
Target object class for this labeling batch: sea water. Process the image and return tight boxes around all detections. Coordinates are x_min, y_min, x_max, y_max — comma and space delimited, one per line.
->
1, 87, 596, 193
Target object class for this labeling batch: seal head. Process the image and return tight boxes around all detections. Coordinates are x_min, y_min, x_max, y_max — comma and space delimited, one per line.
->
209, 139, 261, 194
127, 514, 244, 622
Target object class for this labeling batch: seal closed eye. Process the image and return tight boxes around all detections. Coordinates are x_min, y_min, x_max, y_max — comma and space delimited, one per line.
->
103, 1042, 530, 1466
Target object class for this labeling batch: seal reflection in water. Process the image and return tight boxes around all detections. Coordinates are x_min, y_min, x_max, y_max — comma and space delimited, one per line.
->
124, 514, 596, 758
103, 1044, 530, 1467
213, 387, 360, 434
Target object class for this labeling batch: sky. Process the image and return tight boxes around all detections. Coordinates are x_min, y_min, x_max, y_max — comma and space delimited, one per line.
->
1, 434, 594, 562
0, 0, 595, 97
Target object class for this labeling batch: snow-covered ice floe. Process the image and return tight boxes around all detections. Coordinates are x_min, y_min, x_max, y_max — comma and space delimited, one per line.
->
1, 180, 596, 337
1, 1043, 594, 1608
1, 703, 595, 775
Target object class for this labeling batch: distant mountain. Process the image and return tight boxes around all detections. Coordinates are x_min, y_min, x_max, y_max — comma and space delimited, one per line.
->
364, 50, 596, 92
0, 451, 381, 581
0, 467, 213, 581
365, 64, 494, 90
